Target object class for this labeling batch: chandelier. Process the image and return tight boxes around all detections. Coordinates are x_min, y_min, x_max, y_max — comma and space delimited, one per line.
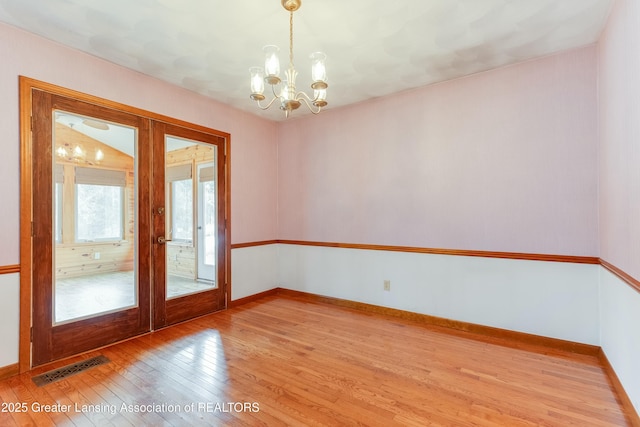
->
249, 0, 328, 118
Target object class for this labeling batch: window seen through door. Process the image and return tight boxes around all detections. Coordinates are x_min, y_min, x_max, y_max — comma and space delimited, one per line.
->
76, 183, 124, 242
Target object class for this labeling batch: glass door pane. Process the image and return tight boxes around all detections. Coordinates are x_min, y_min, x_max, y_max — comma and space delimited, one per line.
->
53, 111, 138, 323
165, 136, 217, 298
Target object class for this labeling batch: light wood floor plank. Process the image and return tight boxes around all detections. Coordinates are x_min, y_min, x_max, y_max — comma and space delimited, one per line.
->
0, 295, 635, 426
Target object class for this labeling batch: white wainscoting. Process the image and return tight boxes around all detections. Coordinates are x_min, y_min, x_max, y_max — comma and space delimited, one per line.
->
599, 267, 640, 415
230, 244, 279, 301
277, 244, 600, 345
0, 272, 19, 367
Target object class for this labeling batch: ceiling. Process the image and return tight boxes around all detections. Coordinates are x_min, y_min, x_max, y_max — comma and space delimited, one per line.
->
0, 0, 614, 121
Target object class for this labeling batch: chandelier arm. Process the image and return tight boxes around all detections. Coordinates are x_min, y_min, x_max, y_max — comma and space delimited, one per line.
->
297, 96, 322, 115
255, 95, 281, 110
271, 83, 282, 98
296, 91, 319, 103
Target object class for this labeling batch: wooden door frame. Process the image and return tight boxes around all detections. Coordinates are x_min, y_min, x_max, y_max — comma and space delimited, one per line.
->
19, 76, 231, 372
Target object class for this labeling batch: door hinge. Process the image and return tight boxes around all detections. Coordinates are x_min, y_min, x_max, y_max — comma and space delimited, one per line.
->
31, 221, 34, 237
30, 115, 33, 131
30, 327, 33, 342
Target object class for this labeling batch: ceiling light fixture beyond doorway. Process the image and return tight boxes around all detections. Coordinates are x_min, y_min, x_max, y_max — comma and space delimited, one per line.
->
249, 0, 328, 118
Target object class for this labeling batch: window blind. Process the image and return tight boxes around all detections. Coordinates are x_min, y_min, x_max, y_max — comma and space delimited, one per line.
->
75, 167, 126, 187
55, 164, 64, 184
166, 164, 192, 182
199, 166, 215, 183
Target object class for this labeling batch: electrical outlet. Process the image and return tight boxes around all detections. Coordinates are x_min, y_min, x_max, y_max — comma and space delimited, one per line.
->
383, 280, 391, 291
94, 252, 100, 260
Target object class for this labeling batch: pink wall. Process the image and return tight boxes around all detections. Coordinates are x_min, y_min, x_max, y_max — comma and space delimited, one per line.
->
278, 47, 599, 256
598, 0, 640, 281
0, 22, 278, 266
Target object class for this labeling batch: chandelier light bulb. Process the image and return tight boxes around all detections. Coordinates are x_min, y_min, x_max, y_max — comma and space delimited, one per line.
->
313, 88, 327, 107
310, 52, 327, 87
280, 80, 290, 101
263, 45, 281, 84
249, 67, 266, 100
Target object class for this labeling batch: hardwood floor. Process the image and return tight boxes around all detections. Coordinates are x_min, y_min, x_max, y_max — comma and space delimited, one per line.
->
0, 295, 635, 426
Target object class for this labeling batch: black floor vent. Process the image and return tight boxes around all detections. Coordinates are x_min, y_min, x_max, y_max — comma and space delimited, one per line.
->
32, 355, 110, 386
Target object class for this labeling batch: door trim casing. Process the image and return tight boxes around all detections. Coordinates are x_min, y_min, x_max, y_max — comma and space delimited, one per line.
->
19, 76, 231, 372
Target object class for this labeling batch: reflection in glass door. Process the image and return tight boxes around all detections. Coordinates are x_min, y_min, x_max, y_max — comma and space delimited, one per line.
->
53, 112, 137, 323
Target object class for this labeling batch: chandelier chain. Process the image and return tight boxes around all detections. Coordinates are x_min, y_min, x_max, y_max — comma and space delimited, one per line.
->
289, 11, 294, 70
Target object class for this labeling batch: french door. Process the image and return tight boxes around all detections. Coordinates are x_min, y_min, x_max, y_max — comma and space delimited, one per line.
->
152, 122, 226, 328
30, 89, 227, 366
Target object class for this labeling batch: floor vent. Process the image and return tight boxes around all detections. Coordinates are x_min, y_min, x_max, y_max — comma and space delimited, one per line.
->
32, 355, 110, 386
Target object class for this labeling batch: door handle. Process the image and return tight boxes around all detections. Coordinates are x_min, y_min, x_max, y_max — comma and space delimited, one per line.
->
157, 236, 172, 244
